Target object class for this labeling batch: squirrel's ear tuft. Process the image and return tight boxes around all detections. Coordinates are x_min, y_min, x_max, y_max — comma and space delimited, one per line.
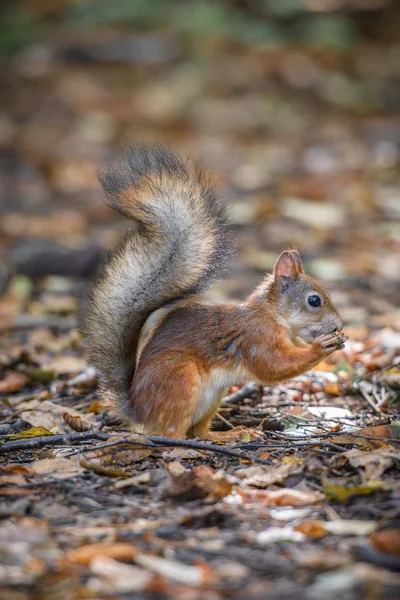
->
288, 250, 304, 274
273, 251, 298, 279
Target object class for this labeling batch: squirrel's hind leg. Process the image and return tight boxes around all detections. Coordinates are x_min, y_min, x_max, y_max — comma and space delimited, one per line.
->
190, 390, 257, 441
132, 358, 201, 439
188, 389, 225, 440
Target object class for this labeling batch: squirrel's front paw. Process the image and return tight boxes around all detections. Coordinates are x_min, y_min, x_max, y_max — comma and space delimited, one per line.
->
313, 332, 348, 355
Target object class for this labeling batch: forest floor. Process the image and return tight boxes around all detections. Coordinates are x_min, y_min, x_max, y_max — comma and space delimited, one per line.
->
0, 3, 400, 599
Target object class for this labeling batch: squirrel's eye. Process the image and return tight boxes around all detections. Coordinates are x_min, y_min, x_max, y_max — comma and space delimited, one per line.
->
308, 294, 321, 308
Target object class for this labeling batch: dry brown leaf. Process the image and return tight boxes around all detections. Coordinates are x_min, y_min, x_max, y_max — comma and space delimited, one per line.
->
83, 435, 154, 466
0, 473, 27, 487
20, 400, 96, 432
0, 488, 34, 496
237, 488, 323, 507
63, 411, 93, 432
61, 542, 137, 566
160, 465, 234, 502
0, 464, 34, 475
0, 372, 29, 393
1, 211, 87, 238
295, 520, 327, 539
80, 458, 130, 478
324, 381, 340, 395
6, 426, 53, 439
343, 447, 398, 480
32, 457, 81, 479
89, 556, 152, 594
371, 527, 400, 556
322, 477, 385, 501
87, 399, 105, 413
135, 553, 213, 586
236, 462, 302, 488
43, 355, 87, 375
327, 424, 398, 450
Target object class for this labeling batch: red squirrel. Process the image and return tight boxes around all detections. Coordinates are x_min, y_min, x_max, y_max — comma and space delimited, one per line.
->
84, 145, 347, 440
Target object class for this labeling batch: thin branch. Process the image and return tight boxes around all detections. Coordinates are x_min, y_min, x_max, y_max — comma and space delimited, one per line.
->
75, 435, 274, 466
215, 412, 235, 429
223, 382, 262, 405
0, 430, 110, 453
359, 383, 382, 413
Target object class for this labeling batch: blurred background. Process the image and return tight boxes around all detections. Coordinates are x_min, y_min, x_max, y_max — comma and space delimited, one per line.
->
1, 0, 400, 337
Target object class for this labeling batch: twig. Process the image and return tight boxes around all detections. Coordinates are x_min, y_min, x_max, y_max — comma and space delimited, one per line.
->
223, 382, 262, 405
377, 390, 392, 410
234, 440, 348, 453
75, 435, 274, 466
359, 382, 381, 413
0, 430, 110, 453
215, 412, 235, 429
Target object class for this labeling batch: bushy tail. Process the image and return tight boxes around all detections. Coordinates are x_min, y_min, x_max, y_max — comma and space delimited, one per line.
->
83, 145, 231, 418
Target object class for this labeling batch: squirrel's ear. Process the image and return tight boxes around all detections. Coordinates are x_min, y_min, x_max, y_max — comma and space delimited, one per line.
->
289, 250, 304, 274
273, 251, 298, 279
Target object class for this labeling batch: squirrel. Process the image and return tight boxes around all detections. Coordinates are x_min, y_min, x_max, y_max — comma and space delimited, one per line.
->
84, 145, 347, 440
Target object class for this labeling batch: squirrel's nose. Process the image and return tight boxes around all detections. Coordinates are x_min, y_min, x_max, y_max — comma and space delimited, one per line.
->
333, 318, 343, 333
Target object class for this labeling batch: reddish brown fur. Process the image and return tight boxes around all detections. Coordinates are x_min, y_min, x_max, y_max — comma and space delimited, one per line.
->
130, 256, 346, 439
86, 146, 346, 440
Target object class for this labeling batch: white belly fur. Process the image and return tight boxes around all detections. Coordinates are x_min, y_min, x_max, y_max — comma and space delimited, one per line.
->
191, 366, 249, 425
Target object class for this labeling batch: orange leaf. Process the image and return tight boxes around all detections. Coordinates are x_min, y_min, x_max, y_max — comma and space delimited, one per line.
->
61, 542, 137, 566
0, 372, 29, 393
371, 528, 400, 556
324, 381, 340, 396
237, 488, 323, 507
296, 521, 327, 539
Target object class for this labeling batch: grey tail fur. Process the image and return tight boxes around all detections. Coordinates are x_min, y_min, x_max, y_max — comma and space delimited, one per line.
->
83, 145, 231, 419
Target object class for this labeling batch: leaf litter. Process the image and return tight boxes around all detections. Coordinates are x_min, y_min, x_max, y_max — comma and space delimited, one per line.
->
0, 2, 400, 599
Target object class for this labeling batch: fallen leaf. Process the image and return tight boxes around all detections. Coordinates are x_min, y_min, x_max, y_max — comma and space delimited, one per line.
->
89, 556, 152, 594
269, 507, 314, 521
87, 399, 105, 413
80, 458, 130, 478
322, 477, 385, 502
0, 488, 33, 496
6, 426, 53, 439
135, 553, 213, 585
0, 464, 34, 475
61, 542, 137, 566
43, 355, 87, 375
326, 424, 399, 449
160, 465, 234, 502
342, 448, 398, 480
83, 435, 154, 466
236, 462, 302, 488
235, 488, 323, 506
32, 457, 81, 480
115, 472, 151, 489
19, 400, 96, 432
324, 520, 376, 536
371, 527, 400, 556
295, 520, 327, 539
161, 448, 204, 460
324, 381, 340, 395
0, 473, 27, 487
257, 525, 306, 544
0, 372, 29, 393
295, 550, 348, 569
63, 411, 93, 432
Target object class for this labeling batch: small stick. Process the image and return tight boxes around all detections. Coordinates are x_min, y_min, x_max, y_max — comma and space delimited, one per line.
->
359, 383, 381, 414
215, 412, 235, 429
377, 390, 391, 410
223, 382, 262, 405
0, 430, 110, 453
75, 435, 274, 466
